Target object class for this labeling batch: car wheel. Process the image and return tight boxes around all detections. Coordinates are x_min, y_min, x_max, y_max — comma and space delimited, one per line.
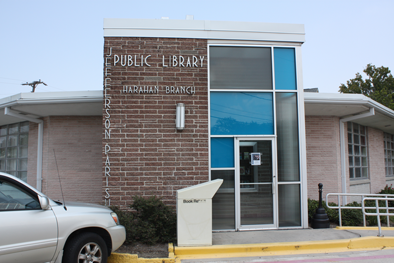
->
63, 232, 108, 263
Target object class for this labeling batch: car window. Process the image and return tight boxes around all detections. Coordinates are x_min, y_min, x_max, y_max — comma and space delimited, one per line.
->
0, 179, 40, 211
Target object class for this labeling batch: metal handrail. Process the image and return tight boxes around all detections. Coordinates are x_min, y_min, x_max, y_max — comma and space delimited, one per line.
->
363, 197, 394, 237
326, 193, 394, 227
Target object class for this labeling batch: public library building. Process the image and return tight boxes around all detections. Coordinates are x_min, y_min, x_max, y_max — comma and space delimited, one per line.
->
1, 18, 393, 231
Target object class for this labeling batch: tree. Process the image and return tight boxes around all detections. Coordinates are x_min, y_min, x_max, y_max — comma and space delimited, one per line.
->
339, 64, 394, 110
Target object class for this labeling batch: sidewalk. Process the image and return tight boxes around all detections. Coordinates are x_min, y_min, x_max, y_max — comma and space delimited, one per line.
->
108, 227, 394, 263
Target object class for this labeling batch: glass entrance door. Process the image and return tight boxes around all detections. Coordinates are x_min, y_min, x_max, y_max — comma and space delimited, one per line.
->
236, 138, 276, 230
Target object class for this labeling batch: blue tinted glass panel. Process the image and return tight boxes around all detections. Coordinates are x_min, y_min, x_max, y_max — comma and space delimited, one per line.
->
211, 92, 274, 135
211, 138, 234, 168
274, 48, 297, 90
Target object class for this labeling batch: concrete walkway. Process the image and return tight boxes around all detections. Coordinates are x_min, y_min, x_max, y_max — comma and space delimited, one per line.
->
212, 228, 363, 244
108, 227, 394, 263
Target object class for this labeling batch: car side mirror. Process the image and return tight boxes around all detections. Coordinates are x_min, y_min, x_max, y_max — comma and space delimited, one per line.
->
38, 196, 51, 210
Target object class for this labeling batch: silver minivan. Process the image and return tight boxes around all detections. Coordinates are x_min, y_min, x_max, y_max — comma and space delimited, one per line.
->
0, 172, 125, 263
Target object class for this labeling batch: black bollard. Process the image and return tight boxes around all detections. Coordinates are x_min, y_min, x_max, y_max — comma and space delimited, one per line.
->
312, 183, 330, 228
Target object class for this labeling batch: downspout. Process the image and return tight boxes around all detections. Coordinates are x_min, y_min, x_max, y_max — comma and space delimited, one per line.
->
339, 107, 375, 205
4, 107, 44, 192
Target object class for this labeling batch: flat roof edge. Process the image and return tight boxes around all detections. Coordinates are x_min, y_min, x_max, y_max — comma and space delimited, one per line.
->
103, 18, 305, 43
0, 90, 103, 108
304, 93, 394, 119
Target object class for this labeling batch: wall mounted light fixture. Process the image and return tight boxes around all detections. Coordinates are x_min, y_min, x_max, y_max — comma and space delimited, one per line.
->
176, 103, 185, 130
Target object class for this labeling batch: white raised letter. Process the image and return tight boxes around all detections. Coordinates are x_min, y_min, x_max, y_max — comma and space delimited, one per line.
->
193, 56, 198, 67
172, 56, 178, 67
114, 55, 119, 66
200, 56, 205, 67
121, 55, 126, 66
104, 88, 111, 97
128, 55, 133, 66
106, 47, 112, 57
105, 129, 111, 139
135, 55, 140, 67
105, 98, 111, 108
105, 144, 111, 155
179, 56, 185, 67
162, 55, 168, 67
145, 55, 151, 67
104, 78, 111, 88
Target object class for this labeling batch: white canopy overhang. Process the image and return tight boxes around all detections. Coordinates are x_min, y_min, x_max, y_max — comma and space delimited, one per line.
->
304, 92, 394, 134
0, 91, 102, 126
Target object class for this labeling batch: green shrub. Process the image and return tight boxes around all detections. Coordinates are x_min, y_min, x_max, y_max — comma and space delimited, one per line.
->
341, 202, 363, 226
379, 184, 394, 195
131, 195, 177, 244
110, 195, 177, 245
378, 184, 394, 207
364, 198, 394, 226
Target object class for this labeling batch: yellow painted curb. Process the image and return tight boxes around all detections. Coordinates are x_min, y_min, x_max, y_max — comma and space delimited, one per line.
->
336, 226, 394, 230
107, 237, 394, 262
107, 243, 175, 263
173, 237, 394, 260
348, 236, 394, 249
174, 239, 349, 257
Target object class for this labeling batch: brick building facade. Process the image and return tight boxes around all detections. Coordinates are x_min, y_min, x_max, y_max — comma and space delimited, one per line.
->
1, 19, 394, 232
28, 116, 102, 203
102, 37, 209, 208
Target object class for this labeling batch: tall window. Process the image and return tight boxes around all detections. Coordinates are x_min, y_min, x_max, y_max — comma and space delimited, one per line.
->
0, 122, 29, 181
384, 133, 394, 177
348, 122, 368, 179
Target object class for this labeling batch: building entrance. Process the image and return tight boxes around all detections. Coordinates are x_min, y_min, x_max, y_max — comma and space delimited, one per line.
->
236, 138, 276, 230
212, 138, 278, 231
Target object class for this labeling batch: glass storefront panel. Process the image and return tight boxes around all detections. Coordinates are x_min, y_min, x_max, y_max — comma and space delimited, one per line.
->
210, 46, 272, 90
240, 184, 273, 225
19, 146, 28, 158
18, 159, 28, 171
278, 184, 301, 227
0, 137, 6, 148
7, 147, 17, 158
6, 159, 17, 171
209, 45, 303, 230
276, 93, 299, 182
211, 138, 234, 168
212, 170, 235, 230
274, 48, 297, 90
8, 124, 18, 134
0, 127, 6, 136
19, 134, 28, 145
7, 135, 18, 147
239, 140, 272, 184
210, 92, 274, 135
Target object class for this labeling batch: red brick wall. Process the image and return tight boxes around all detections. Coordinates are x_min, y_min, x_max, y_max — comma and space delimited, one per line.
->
27, 116, 102, 203
103, 37, 209, 209
305, 116, 342, 200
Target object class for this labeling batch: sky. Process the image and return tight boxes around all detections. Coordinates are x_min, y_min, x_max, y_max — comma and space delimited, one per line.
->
0, 0, 393, 98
